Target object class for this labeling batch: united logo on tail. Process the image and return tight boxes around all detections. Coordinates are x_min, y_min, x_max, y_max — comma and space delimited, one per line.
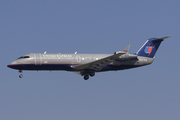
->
145, 46, 153, 53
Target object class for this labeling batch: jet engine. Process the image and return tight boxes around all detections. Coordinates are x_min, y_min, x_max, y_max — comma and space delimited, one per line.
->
114, 51, 138, 61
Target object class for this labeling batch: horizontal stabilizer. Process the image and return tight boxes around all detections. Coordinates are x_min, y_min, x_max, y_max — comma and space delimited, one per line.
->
151, 36, 172, 42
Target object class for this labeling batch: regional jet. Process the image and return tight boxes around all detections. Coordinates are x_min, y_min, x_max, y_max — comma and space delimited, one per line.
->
7, 36, 171, 80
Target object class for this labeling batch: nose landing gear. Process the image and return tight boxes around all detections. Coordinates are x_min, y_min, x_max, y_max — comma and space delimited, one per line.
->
19, 74, 23, 78
19, 70, 23, 78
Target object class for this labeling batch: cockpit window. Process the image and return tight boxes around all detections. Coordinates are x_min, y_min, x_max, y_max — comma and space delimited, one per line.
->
23, 56, 30, 58
17, 56, 30, 59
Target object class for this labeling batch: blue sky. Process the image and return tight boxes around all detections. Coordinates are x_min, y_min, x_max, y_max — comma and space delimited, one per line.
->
1, 0, 180, 120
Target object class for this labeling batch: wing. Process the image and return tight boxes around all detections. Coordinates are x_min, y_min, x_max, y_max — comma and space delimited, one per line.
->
72, 52, 125, 71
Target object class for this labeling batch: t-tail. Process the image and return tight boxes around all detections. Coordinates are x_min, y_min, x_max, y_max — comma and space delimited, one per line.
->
136, 36, 171, 58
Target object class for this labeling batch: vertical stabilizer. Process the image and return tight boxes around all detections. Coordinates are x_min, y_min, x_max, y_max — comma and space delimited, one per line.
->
136, 36, 171, 58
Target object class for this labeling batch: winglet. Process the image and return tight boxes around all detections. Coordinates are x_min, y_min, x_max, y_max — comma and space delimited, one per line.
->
124, 44, 130, 53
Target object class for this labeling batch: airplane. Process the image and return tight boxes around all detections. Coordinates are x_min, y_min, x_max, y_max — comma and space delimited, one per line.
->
7, 36, 171, 80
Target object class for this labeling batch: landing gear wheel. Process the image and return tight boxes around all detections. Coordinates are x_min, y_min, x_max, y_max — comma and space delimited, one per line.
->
89, 71, 95, 77
84, 75, 89, 80
19, 74, 23, 78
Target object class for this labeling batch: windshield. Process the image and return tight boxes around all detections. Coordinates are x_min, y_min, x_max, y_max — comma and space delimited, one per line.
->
17, 56, 30, 59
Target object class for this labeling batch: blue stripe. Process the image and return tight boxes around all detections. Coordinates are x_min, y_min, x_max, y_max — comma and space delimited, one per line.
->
8, 63, 141, 71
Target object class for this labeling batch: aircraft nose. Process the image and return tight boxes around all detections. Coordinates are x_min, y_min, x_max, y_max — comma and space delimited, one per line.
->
7, 61, 17, 69
7, 64, 12, 68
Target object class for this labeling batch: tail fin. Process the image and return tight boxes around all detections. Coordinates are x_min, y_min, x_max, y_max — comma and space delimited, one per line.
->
136, 36, 171, 58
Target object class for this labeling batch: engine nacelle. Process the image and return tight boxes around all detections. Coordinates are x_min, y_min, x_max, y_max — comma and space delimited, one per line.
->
114, 51, 124, 55
116, 53, 138, 61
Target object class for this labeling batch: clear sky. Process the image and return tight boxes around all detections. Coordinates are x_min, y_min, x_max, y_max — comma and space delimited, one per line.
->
1, 0, 180, 120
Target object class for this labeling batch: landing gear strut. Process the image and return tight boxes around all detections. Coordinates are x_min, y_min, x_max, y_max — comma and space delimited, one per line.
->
19, 70, 23, 78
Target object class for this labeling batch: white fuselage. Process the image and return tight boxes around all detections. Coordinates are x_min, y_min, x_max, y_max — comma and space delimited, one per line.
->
8, 53, 154, 72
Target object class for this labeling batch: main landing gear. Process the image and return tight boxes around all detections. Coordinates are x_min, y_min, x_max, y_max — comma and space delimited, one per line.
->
84, 75, 89, 80
82, 70, 95, 80
19, 70, 23, 78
